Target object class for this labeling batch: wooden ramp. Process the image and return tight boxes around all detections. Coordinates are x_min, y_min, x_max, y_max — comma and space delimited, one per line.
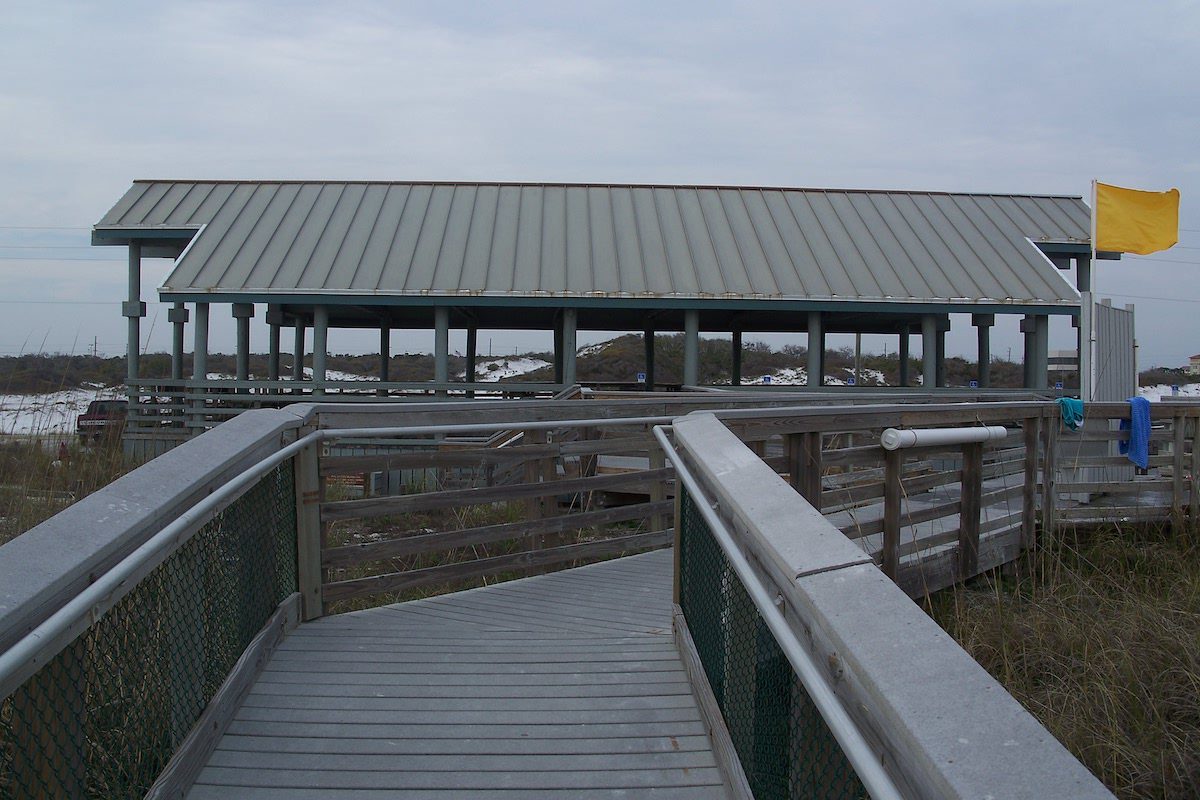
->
187, 549, 730, 799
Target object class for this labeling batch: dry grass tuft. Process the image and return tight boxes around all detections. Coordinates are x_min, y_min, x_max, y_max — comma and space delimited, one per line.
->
928, 524, 1200, 799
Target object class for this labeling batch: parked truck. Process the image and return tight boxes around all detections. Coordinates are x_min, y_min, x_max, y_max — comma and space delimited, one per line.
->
76, 399, 128, 443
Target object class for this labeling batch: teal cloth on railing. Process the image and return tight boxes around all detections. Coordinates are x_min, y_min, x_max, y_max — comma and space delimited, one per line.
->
1120, 395, 1151, 469
1055, 397, 1084, 431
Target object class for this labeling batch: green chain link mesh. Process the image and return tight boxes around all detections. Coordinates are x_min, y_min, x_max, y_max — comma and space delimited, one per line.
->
0, 461, 297, 800
679, 485, 867, 800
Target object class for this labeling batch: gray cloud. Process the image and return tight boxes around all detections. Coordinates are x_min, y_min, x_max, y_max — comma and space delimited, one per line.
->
1, 0, 1197, 364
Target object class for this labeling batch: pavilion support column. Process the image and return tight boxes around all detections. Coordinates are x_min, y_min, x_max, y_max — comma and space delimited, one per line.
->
807, 311, 823, 388
192, 303, 209, 428
1021, 315, 1037, 389
731, 329, 742, 387
434, 306, 449, 397
898, 328, 910, 387
972, 313, 994, 387
1034, 314, 1050, 390
312, 305, 329, 397
292, 319, 306, 383
552, 314, 565, 384
124, 242, 146, 386
643, 327, 655, 389
465, 325, 477, 397
378, 322, 390, 397
854, 332, 862, 386
683, 309, 700, 386
232, 303, 254, 392
561, 308, 578, 387
921, 314, 938, 389
169, 303, 188, 381
936, 316, 949, 388
266, 306, 283, 384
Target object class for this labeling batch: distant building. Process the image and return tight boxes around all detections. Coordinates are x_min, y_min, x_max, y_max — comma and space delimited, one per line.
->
1188, 354, 1200, 375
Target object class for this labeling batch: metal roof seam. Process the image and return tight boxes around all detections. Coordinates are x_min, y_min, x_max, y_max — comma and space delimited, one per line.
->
217, 182, 301, 291
730, 190, 783, 297
182, 183, 256, 290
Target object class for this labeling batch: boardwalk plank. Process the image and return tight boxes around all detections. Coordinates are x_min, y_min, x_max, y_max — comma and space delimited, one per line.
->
187, 550, 731, 799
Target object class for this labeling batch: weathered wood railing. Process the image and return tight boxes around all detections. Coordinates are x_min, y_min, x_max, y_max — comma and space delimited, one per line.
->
314, 416, 677, 612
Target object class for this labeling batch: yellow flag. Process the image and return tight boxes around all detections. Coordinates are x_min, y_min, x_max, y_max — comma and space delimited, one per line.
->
1095, 182, 1180, 255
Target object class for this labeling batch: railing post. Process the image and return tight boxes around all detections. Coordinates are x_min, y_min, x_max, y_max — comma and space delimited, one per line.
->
524, 429, 548, 522
649, 436, 667, 535
1172, 412, 1186, 530
882, 448, 901, 579
959, 442, 983, 579
1022, 416, 1039, 550
294, 441, 324, 620
1191, 415, 1200, 532
1040, 409, 1057, 534
787, 431, 823, 510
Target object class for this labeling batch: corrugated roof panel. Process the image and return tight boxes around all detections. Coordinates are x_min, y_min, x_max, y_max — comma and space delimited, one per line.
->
429, 185, 476, 293
759, 191, 822, 296
721, 190, 779, 296
739, 190, 803, 296
539, 185, 567, 294
224, 183, 304, 291
675, 189, 726, 294
903, 193, 996, 299
459, 184, 499, 292
586, 187, 621, 294
608, 188, 647, 295
124, 182, 173, 225
652, 188, 698, 294
487, 185, 521, 293
631, 188, 673, 294
698, 190, 752, 295
99, 180, 1088, 308
512, 186, 543, 293
855, 193, 935, 299
325, 183, 388, 292
378, 184, 431, 292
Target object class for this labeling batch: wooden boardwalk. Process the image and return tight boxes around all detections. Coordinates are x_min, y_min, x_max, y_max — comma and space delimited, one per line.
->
187, 549, 730, 799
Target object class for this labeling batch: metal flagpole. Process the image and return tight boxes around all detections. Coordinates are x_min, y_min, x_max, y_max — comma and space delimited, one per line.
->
1084, 179, 1098, 402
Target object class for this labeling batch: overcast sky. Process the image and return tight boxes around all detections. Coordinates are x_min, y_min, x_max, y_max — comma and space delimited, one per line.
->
1, 1, 1197, 368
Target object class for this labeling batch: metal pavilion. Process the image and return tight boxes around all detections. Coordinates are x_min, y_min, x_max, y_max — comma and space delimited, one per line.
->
93, 181, 1111, 441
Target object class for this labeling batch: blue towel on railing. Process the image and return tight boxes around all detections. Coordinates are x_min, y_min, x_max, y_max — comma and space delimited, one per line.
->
1055, 397, 1084, 431
1119, 396, 1151, 469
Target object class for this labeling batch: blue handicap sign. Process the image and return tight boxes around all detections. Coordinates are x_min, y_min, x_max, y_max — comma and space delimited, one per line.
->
969, 380, 978, 389
762, 375, 772, 384
1055, 381, 1064, 390
847, 377, 855, 386
636, 372, 646, 383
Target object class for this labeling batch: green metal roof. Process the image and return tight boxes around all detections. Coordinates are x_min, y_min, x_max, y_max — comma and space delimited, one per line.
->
95, 180, 1086, 309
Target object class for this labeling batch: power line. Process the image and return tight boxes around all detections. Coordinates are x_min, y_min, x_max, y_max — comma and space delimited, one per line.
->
1123, 255, 1200, 266
0, 256, 124, 262
0, 225, 91, 231
1103, 292, 1200, 304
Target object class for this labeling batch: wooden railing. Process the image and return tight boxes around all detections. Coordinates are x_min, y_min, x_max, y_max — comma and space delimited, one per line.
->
313, 416, 674, 612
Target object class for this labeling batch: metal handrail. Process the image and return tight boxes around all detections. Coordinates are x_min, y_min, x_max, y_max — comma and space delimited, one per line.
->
653, 424, 904, 800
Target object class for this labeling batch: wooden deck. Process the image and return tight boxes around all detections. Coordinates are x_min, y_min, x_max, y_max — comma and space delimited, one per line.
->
187, 549, 730, 799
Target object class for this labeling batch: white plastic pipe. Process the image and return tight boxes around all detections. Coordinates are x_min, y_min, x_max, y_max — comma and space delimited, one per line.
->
880, 425, 1007, 451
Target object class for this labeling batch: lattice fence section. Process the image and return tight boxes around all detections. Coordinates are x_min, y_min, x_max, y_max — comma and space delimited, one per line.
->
0, 462, 297, 800
678, 485, 866, 800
